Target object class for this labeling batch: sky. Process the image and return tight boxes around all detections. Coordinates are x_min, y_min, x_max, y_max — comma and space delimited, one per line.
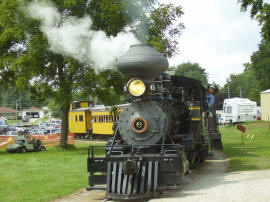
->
162, 0, 262, 86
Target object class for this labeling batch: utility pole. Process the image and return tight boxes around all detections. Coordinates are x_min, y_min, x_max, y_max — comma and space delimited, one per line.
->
228, 86, 230, 98
16, 103, 18, 121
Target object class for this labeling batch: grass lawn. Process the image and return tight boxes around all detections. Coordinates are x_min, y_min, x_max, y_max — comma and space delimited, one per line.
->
0, 141, 106, 202
220, 121, 270, 172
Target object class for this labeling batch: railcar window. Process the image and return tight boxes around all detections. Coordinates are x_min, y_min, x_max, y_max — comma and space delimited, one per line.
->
79, 115, 83, 122
75, 115, 78, 122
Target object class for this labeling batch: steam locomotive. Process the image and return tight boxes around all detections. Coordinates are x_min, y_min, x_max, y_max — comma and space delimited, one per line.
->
87, 44, 223, 199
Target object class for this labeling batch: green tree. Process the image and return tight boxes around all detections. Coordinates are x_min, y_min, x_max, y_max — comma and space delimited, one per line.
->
250, 40, 270, 91
88, 0, 184, 58
0, 0, 184, 146
238, 1, 270, 92
221, 63, 261, 103
174, 62, 208, 84
0, 86, 45, 110
48, 99, 61, 118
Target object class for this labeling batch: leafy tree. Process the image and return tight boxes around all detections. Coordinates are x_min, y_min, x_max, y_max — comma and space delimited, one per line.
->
250, 40, 270, 91
221, 63, 261, 104
48, 99, 61, 118
238, 1, 270, 93
88, 0, 184, 58
0, 0, 184, 147
174, 62, 208, 85
147, 3, 184, 57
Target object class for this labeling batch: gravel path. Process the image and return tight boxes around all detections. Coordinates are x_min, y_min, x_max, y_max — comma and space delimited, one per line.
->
52, 151, 270, 202
151, 152, 270, 202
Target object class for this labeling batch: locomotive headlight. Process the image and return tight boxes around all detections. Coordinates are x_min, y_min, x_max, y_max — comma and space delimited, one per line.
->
128, 79, 146, 97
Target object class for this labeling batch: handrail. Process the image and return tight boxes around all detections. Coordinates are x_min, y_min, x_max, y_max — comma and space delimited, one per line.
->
88, 143, 184, 158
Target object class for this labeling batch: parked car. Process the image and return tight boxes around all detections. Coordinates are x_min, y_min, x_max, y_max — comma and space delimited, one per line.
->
28, 129, 45, 135
3, 131, 20, 136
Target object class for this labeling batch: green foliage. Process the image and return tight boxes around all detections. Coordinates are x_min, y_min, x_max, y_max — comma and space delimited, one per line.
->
88, 0, 184, 57
0, 85, 45, 109
147, 3, 184, 57
238, 0, 264, 18
174, 62, 209, 85
48, 99, 61, 118
238, 1, 270, 94
221, 121, 270, 172
250, 40, 270, 91
221, 63, 261, 103
80, 69, 126, 105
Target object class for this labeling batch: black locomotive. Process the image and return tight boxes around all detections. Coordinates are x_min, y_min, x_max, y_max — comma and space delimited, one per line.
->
87, 44, 223, 199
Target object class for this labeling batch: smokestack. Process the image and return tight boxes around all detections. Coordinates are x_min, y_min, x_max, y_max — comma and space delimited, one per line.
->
117, 44, 168, 80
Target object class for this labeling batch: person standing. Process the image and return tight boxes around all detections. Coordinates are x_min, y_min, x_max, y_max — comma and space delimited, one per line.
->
206, 85, 215, 111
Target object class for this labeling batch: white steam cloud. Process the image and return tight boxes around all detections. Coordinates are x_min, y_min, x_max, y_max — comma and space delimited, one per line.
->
26, 1, 141, 70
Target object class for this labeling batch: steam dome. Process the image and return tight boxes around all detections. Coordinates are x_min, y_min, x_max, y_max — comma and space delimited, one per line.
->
117, 44, 169, 80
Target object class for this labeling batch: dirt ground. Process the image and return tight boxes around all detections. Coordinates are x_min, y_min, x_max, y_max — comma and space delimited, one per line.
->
52, 151, 270, 202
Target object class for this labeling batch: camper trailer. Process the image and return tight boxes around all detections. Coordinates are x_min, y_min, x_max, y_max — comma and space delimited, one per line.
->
223, 98, 257, 124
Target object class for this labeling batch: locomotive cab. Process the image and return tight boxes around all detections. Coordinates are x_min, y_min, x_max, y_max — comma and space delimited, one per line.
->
87, 44, 222, 200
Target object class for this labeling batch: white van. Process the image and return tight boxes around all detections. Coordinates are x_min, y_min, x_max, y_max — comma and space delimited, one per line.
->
223, 98, 257, 124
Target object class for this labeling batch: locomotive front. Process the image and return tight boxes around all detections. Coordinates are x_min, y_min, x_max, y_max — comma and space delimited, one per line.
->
117, 44, 178, 147
87, 44, 221, 199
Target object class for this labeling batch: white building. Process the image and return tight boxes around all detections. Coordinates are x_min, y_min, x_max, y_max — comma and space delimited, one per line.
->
260, 89, 270, 121
21, 107, 45, 119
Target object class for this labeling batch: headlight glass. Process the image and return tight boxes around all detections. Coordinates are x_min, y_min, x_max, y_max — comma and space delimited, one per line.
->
128, 79, 146, 97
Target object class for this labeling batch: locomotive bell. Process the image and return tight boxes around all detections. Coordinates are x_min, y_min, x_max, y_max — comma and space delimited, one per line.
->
117, 44, 169, 80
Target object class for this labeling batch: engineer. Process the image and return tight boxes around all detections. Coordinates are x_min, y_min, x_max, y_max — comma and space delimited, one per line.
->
206, 85, 215, 111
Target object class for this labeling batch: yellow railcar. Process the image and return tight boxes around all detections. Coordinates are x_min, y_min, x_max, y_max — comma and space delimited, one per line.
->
91, 107, 121, 137
69, 101, 93, 139
68, 101, 128, 139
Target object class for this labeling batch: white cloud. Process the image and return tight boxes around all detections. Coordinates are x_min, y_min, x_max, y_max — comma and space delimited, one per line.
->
162, 0, 261, 85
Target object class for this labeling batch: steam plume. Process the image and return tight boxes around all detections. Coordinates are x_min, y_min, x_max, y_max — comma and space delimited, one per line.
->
25, 1, 141, 70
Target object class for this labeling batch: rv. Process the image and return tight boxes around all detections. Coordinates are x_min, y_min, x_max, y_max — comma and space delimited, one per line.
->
223, 98, 257, 124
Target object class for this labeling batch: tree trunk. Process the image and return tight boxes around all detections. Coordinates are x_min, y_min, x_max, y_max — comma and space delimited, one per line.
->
60, 104, 70, 146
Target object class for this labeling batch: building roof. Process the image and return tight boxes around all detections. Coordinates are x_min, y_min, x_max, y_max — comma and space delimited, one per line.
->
260, 89, 270, 94
0, 107, 17, 113
22, 107, 43, 112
